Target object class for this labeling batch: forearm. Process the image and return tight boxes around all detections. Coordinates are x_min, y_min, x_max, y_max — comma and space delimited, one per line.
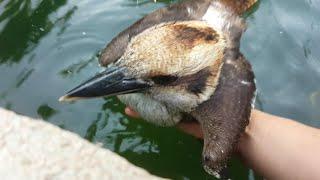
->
239, 110, 320, 179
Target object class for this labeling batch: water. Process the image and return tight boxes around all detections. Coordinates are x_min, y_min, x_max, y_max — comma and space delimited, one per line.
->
0, 0, 319, 179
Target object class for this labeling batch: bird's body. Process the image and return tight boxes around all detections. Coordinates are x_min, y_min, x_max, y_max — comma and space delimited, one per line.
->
60, 0, 257, 176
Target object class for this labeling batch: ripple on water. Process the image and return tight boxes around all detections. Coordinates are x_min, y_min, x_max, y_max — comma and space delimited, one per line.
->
242, 0, 320, 127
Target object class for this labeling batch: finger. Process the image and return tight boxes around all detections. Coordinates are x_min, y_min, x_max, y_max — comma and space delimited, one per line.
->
125, 107, 140, 118
177, 122, 203, 139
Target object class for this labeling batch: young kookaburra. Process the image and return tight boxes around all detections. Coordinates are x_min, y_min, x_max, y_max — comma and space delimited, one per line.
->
60, 0, 257, 175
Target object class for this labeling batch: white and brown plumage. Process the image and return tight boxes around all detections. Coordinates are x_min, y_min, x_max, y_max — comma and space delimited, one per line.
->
60, 0, 257, 175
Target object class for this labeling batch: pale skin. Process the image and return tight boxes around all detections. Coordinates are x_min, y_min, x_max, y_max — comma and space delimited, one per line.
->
125, 107, 320, 179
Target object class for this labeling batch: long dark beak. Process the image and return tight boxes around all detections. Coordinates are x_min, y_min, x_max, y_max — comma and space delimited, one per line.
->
59, 67, 152, 102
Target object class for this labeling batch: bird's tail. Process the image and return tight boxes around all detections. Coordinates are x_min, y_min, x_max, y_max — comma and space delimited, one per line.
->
218, 0, 258, 15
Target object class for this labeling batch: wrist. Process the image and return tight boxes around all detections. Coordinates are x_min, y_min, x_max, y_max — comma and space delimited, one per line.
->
236, 109, 261, 160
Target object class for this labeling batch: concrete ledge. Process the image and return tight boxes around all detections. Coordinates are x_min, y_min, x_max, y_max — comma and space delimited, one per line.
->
0, 108, 163, 180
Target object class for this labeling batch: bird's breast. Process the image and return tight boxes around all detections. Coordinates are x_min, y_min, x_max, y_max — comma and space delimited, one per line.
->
117, 93, 182, 126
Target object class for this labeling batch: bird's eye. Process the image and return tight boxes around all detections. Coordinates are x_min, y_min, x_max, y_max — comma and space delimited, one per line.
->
151, 75, 178, 85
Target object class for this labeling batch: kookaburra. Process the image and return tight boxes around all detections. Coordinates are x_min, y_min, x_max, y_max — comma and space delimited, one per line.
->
60, 0, 257, 175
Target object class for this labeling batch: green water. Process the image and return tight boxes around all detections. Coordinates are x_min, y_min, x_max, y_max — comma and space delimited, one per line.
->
0, 0, 319, 179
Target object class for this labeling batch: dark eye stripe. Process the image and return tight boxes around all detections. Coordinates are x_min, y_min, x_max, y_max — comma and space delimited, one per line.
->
150, 68, 212, 95
186, 69, 211, 94
151, 75, 178, 85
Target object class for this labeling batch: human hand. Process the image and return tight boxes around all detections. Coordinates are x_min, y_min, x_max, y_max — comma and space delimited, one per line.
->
125, 106, 320, 179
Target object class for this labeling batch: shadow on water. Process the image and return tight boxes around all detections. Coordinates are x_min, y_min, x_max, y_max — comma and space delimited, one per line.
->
0, 0, 76, 64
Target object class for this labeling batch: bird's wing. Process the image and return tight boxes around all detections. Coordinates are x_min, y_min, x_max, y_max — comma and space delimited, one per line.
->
191, 52, 256, 174
99, 0, 212, 66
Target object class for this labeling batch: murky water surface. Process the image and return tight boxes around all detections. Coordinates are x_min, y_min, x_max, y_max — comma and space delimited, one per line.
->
0, 0, 319, 179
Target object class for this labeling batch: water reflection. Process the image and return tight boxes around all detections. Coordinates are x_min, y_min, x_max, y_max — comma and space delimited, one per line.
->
59, 51, 99, 78
15, 68, 34, 87
56, 6, 77, 35
37, 104, 58, 120
0, 0, 76, 64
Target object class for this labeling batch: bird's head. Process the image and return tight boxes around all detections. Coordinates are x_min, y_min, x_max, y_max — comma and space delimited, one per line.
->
60, 21, 226, 113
